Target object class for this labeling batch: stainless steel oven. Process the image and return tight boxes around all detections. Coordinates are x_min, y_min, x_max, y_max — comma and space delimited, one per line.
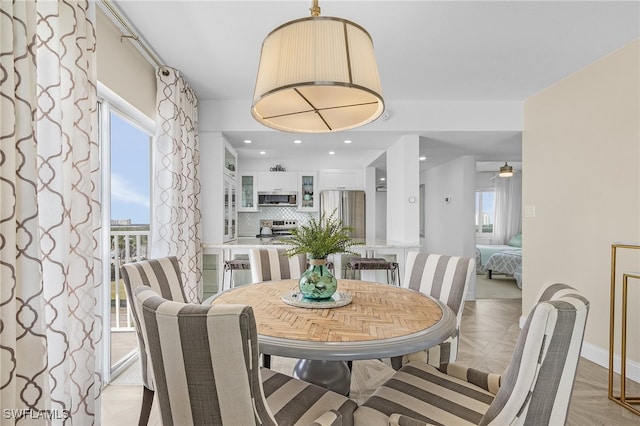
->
256, 219, 298, 241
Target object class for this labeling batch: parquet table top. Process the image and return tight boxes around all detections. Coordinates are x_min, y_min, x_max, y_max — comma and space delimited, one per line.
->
211, 279, 455, 361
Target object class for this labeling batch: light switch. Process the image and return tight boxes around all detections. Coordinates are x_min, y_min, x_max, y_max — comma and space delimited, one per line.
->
444, 195, 452, 204
525, 205, 536, 218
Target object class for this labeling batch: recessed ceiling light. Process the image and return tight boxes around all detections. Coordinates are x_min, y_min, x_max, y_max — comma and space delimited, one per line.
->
294, 139, 302, 144
259, 151, 266, 155
419, 156, 427, 161
244, 139, 252, 144
329, 151, 335, 155
344, 140, 352, 144
380, 177, 386, 181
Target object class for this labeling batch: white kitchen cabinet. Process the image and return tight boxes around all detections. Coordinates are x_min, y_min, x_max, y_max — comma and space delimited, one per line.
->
223, 175, 237, 242
200, 132, 238, 243
223, 144, 237, 178
238, 172, 258, 212
318, 169, 365, 191
298, 171, 318, 212
202, 253, 220, 298
257, 171, 297, 192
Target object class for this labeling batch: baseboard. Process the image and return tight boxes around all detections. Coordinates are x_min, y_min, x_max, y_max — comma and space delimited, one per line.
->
581, 341, 640, 384
519, 315, 640, 384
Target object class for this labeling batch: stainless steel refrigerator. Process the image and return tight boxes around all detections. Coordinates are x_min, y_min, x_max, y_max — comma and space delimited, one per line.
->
320, 190, 366, 239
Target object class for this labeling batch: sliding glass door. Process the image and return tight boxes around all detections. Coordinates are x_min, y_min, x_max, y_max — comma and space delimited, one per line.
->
99, 88, 154, 384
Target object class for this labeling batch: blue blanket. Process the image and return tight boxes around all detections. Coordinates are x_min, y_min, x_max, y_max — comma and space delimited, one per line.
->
476, 244, 515, 267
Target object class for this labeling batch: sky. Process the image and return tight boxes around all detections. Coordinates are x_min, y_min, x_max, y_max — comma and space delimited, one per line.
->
110, 112, 151, 225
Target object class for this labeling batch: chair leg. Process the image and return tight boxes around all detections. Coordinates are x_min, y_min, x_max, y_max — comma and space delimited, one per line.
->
138, 386, 154, 426
390, 356, 403, 371
262, 354, 271, 368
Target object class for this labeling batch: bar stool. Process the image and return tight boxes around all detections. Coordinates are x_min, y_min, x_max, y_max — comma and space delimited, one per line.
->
222, 259, 251, 291
347, 257, 399, 285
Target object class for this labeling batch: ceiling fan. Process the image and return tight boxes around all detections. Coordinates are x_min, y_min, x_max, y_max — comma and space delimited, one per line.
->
489, 162, 518, 180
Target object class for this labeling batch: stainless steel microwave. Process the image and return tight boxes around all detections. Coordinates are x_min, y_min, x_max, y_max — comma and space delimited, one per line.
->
258, 192, 297, 206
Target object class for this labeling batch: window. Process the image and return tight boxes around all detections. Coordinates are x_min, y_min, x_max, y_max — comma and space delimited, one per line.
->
110, 111, 151, 228
98, 84, 154, 384
475, 190, 495, 234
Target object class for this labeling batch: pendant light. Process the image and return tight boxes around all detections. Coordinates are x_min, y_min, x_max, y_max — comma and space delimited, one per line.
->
499, 162, 514, 177
251, 0, 384, 133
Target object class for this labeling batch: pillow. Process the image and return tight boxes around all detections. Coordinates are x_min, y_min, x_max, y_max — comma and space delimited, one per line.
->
508, 233, 522, 247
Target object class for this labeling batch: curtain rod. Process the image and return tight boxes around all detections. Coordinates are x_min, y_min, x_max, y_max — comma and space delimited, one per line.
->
99, 0, 168, 73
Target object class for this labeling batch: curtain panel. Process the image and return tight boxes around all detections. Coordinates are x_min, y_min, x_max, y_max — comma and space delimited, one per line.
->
151, 67, 202, 302
492, 174, 522, 244
0, 1, 101, 425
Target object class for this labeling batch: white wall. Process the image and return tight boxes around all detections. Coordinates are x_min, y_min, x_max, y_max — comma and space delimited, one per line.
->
198, 99, 523, 134
424, 156, 477, 256
476, 171, 495, 189
199, 132, 226, 243
96, 8, 156, 119
423, 156, 477, 297
523, 40, 640, 369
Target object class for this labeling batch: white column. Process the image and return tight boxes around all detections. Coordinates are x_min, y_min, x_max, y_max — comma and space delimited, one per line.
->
386, 135, 420, 244
365, 166, 377, 241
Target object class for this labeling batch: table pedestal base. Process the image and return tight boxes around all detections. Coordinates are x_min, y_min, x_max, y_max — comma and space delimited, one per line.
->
293, 359, 351, 396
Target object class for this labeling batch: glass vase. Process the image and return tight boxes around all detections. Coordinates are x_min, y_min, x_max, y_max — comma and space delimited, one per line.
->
299, 258, 337, 300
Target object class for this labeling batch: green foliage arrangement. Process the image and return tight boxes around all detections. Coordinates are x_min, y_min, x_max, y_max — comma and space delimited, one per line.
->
286, 211, 361, 259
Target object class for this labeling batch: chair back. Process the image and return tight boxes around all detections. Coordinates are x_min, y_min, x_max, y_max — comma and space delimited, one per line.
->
402, 252, 475, 364
120, 256, 187, 390
249, 248, 307, 283
134, 286, 277, 426
480, 284, 589, 425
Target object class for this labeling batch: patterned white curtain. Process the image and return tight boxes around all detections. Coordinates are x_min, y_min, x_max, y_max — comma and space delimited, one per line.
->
0, 1, 101, 425
151, 67, 202, 302
493, 173, 522, 244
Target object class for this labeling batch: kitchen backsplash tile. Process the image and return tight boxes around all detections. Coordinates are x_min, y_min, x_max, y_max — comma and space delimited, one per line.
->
238, 208, 319, 236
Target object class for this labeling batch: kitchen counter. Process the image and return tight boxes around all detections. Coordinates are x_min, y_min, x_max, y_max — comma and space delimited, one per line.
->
202, 237, 419, 250
203, 237, 292, 248
202, 239, 421, 287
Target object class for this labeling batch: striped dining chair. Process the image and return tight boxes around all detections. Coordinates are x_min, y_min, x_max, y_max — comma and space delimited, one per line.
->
248, 248, 307, 368
120, 256, 187, 426
134, 286, 357, 426
354, 283, 590, 425
392, 252, 475, 368
249, 248, 307, 283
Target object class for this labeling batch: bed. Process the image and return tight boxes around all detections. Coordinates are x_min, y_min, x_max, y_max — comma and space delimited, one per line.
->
484, 249, 522, 288
475, 234, 523, 288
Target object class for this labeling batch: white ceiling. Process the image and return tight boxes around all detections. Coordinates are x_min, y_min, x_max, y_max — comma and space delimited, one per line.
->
110, 0, 639, 171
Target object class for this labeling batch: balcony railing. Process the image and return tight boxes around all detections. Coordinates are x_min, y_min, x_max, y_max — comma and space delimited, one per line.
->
111, 229, 149, 331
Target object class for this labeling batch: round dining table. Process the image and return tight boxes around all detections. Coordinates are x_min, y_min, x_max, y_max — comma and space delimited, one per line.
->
209, 279, 455, 395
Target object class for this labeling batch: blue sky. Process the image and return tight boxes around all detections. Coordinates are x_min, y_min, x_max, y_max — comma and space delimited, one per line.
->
110, 112, 151, 225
